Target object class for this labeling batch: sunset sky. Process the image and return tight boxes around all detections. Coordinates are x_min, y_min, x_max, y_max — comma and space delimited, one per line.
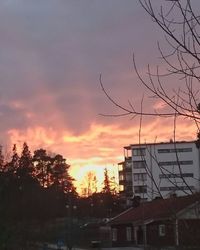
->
0, 0, 199, 193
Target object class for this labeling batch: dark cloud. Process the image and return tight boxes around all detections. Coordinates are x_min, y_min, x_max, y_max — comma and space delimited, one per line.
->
0, 0, 198, 147
0, 103, 28, 130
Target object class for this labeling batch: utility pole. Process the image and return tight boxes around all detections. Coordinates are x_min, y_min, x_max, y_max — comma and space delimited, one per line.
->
66, 192, 77, 250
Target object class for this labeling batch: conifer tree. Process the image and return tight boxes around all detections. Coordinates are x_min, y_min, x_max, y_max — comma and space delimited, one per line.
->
51, 154, 74, 193
17, 142, 34, 181
102, 168, 111, 194
6, 144, 19, 173
0, 145, 4, 172
33, 148, 50, 188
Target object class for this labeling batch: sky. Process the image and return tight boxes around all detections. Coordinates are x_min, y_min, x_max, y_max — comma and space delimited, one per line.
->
0, 0, 199, 193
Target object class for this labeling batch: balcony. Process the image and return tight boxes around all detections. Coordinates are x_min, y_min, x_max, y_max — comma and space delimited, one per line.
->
119, 188, 133, 198
119, 169, 131, 176
119, 179, 132, 185
125, 190, 133, 197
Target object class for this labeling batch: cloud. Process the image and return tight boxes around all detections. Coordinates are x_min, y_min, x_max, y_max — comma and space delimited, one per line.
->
0, 1, 199, 192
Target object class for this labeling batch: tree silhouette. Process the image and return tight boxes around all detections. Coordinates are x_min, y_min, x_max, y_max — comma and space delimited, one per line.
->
102, 168, 111, 194
81, 171, 98, 196
16, 142, 35, 184
6, 144, 19, 174
51, 154, 74, 193
33, 148, 51, 188
0, 145, 4, 172
0, 143, 78, 248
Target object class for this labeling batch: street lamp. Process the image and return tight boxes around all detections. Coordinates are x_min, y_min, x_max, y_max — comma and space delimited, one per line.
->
65, 202, 77, 250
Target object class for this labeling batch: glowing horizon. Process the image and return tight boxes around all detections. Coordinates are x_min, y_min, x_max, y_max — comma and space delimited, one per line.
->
4, 118, 197, 194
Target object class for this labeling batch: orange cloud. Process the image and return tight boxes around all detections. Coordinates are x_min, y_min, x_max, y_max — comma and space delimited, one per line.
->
7, 126, 57, 147
153, 101, 167, 110
5, 116, 197, 194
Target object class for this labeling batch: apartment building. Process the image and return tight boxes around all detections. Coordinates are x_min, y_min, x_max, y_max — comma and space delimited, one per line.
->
118, 141, 200, 204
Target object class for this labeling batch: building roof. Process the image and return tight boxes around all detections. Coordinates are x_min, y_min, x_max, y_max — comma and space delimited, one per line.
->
109, 193, 200, 225
124, 141, 195, 150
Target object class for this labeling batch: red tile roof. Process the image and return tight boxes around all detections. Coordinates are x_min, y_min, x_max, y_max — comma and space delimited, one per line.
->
110, 194, 200, 225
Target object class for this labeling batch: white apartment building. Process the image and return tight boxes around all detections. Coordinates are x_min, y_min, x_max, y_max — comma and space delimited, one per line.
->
118, 141, 200, 203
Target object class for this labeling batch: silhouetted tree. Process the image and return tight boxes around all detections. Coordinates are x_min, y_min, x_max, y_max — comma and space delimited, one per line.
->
16, 142, 35, 184
51, 154, 75, 194
81, 171, 98, 196
33, 148, 51, 188
6, 144, 19, 174
0, 143, 78, 248
0, 145, 4, 172
102, 168, 111, 194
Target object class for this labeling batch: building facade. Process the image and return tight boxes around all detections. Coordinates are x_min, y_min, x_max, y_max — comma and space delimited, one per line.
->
118, 141, 200, 203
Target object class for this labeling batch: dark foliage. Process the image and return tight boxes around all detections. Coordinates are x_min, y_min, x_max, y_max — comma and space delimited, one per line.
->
0, 143, 76, 248
0, 143, 123, 249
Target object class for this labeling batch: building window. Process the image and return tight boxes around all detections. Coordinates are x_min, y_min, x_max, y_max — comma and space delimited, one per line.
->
158, 148, 192, 153
159, 173, 194, 179
159, 225, 166, 236
160, 186, 194, 191
134, 173, 147, 181
119, 174, 124, 181
132, 148, 146, 156
112, 228, 117, 241
158, 160, 193, 166
126, 227, 132, 241
126, 185, 133, 192
134, 185, 147, 194
119, 185, 124, 191
126, 161, 132, 168
125, 173, 132, 181
133, 161, 146, 169
118, 164, 123, 171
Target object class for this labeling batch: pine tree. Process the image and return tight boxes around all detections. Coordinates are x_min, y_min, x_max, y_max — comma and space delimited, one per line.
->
51, 154, 74, 193
17, 142, 34, 181
0, 145, 4, 172
102, 168, 111, 194
33, 148, 50, 188
6, 144, 19, 173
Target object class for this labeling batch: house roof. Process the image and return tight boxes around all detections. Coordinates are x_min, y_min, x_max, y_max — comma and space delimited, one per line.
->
109, 193, 200, 225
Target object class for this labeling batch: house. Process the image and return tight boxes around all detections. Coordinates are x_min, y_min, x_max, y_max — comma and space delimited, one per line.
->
109, 193, 200, 248
79, 220, 111, 248
118, 141, 200, 205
